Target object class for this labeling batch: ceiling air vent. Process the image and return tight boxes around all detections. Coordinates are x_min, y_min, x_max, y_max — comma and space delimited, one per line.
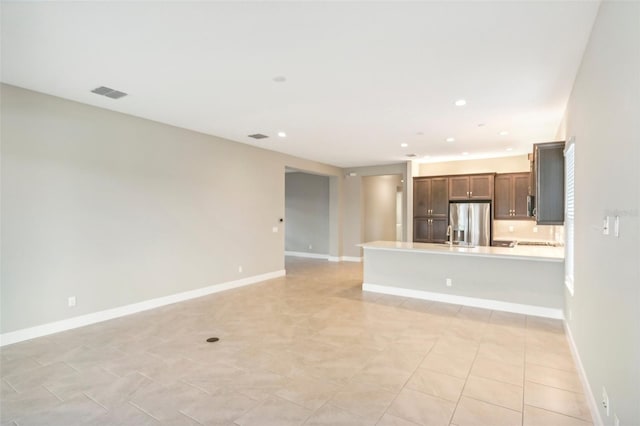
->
406, 153, 417, 158
91, 86, 128, 99
248, 133, 269, 139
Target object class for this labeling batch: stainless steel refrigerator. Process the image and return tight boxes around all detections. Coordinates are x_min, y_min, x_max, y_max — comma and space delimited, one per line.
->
448, 202, 491, 247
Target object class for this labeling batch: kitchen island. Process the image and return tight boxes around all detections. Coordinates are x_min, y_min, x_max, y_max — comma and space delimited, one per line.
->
361, 241, 565, 319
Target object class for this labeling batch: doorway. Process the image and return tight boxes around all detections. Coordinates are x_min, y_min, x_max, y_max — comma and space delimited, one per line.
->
362, 174, 404, 242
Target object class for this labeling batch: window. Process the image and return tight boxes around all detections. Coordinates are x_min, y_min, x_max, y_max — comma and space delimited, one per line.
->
565, 138, 575, 295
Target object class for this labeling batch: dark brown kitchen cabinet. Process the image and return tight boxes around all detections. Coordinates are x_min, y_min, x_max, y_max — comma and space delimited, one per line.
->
413, 218, 448, 243
413, 177, 448, 242
534, 141, 565, 225
449, 174, 494, 200
494, 173, 532, 220
413, 177, 448, 218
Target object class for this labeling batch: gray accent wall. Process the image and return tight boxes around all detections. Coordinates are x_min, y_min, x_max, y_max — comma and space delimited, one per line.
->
0, 84, 343, 334
285, 172, 330, 255
561, 2, 639, 424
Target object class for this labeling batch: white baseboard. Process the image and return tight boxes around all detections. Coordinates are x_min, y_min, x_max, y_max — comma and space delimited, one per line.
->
329, 256, 362, 262
564, 321, 602, 426
0, 269, 286, 347
285, 252, 361, 263
285, 251, 330, 260
362, 283, 564, 319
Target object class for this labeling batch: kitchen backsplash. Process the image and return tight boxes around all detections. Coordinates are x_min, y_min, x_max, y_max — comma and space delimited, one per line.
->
493, 220, 565, 244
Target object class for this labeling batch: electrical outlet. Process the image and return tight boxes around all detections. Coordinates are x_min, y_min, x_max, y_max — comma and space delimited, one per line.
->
603, 217, 610, 235
68, 296, 76, 307
508, 226, 514, 233
533, 226, 538, 233
308, 244, 313, 250
238, 266, 243, 273
272, 226, 278, 233
614, 216, 620, 237
602, 387, 610, 416
446, 278, 452, 287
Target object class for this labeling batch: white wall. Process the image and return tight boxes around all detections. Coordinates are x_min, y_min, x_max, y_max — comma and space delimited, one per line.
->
418, 155, 530, 176
285, 172, 330, 255
559, 2, 640, 424
0, 84, 343, 335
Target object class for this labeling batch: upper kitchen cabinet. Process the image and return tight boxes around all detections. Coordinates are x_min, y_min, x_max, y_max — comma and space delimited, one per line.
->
413, 177, 448, 243
449, 174, 494, 200
534, 141, 565, 225
413, 177, 448, 218
494, 173, 532, 220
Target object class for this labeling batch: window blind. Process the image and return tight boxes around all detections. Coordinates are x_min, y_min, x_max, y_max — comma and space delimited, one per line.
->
565, 142, 575, 296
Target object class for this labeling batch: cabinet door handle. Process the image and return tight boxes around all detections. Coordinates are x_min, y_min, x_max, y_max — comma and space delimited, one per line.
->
470, 191, 473, 197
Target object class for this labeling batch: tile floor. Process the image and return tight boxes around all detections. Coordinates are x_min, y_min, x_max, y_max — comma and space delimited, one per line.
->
0, 257, 593, 425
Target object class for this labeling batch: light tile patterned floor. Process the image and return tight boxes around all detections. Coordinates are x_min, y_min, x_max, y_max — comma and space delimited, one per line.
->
0, 257, 593, 425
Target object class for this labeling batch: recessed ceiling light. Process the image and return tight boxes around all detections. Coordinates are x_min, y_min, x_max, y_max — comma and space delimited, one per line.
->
406, 154, 417, 158
400, 143, 408, 148
277, 131, 287, 138
273, 76, 287, 83
477, 123, 486, 127
462, 152, 469, 156
506, 147, 513, 152
446, 137, 455, 143
499, 130, 509, 136
455, 99, 467, 106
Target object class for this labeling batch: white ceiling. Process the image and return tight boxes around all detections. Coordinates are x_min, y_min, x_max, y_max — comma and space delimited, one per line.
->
1, 1, 599, 168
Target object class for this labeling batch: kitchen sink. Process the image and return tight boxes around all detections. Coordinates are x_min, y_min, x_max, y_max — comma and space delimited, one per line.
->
492, 240, 517, 248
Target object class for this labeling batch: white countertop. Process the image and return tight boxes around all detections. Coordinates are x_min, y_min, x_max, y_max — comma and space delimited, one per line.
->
360, 240, 564, 262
